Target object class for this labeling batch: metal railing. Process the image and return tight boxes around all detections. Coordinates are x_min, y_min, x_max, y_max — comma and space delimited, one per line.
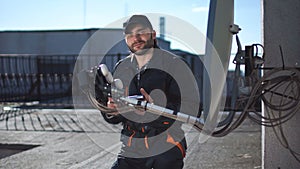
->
0, 54, 129, 108
0, 53, 238, 110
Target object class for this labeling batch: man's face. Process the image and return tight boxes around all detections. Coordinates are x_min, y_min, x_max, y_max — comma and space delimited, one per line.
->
125, 24, 155, 55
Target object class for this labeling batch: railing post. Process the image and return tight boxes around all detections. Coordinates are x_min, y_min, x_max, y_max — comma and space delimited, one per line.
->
36, 57, 42, 101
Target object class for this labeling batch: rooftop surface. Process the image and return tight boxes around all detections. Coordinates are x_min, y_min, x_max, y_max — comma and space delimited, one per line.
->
0, 109, 261, 169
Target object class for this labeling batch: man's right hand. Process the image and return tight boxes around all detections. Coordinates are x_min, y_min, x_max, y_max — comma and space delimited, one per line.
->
107, 97, 119, 116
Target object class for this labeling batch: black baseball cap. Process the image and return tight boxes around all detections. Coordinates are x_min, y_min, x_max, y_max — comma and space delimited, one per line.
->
123, 15, 153, 34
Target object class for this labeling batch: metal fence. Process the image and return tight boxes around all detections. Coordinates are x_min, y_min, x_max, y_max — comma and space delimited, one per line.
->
0, 53, 220, 109
0, 54, 76, 105
0, 53, 136, 108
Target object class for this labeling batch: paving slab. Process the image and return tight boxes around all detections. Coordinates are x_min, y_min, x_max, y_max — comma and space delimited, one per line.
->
0, 109, 261, 169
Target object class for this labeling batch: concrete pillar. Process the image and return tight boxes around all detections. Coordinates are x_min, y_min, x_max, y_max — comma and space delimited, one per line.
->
263, 0, 300, 168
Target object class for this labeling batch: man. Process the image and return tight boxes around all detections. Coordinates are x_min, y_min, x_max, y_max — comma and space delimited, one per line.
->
99, 14, 199, 169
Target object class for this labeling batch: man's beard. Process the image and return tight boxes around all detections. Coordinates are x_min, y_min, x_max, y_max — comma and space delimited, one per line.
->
129, 38, 154, 56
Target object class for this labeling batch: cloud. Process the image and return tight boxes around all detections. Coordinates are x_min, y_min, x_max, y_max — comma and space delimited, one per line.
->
192, 6, 209, 12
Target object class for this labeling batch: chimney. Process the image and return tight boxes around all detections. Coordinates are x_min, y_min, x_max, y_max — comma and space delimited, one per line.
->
159, 17, 165, 39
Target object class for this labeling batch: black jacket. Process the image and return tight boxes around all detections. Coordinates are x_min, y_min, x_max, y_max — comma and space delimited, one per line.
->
98, 48, 199, 156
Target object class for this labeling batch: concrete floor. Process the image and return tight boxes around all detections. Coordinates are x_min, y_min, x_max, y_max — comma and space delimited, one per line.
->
0, 109, 261, 169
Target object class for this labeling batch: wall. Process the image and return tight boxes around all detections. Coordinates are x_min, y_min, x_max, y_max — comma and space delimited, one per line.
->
263, 0, 300, 168
0, 29, 125, 55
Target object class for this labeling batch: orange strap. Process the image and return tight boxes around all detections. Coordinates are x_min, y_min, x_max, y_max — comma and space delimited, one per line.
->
127, 126, 150, 149
142, 127, 149, 149
127, 130, 136, 147
163, 121, 170, 125
144, 135, 149, 149
166, 133, 186, 158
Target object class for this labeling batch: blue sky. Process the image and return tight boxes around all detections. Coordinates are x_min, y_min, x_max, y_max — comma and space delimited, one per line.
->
0, 0, 262, 65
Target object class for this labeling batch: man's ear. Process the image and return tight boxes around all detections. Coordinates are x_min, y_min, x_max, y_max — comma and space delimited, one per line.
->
151, 30, 156, 39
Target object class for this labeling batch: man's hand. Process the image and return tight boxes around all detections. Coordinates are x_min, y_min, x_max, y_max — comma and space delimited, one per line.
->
131, 88, 154, 116
107, 88, 153, 116
106, 97, 119, 116
140, 88, 154, 103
